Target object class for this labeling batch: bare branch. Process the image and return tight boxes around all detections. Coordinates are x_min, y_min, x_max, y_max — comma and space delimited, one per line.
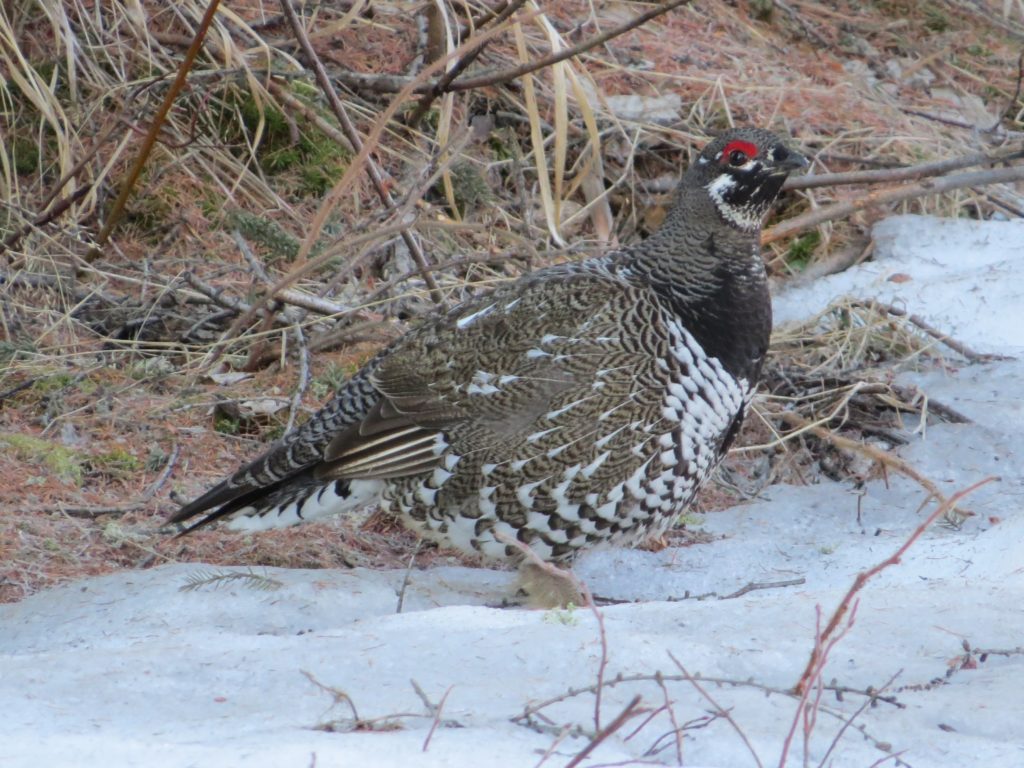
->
849, 300, 1010, 364
793, 476, 998, 695
564, 695, 645, 768
442, 0, 693, 93
669, 652, 764, 768
785, 145, 1024, 190
280, 0, 443, 304
765, 165, 1024, 244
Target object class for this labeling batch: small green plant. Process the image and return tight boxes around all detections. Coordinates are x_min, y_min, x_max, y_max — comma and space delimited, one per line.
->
263, 424, 287, 441
224, 210, 301, 262
543, 602, 579, 626
676, 513, 705, 527
443, 161, 494, 217
145, 447, 168, 472
785, 230, 821, 272
128, 357, 174, 381
311, 362, 357, 399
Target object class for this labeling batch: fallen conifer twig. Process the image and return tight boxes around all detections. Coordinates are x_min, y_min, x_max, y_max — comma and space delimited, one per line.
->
775, 410, 958, 521
784, 144, 1024, 190
514, 670, 904, 727
764, 165, 1024, 244
793, 476, 998, 695
440, 0, 692, 93
849, 300, 1012, 364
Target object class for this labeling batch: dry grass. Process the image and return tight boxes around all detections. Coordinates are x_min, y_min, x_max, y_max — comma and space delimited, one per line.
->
2, 0, 1023, 602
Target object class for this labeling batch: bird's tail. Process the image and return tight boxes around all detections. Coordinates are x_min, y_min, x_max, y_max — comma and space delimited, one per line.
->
170, 470, 384, 534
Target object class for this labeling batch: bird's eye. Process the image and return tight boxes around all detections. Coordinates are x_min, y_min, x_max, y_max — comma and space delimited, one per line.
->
728, 149, 748, 166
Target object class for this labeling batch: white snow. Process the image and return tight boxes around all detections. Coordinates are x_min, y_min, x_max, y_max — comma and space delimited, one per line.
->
3, 214, 1024, 767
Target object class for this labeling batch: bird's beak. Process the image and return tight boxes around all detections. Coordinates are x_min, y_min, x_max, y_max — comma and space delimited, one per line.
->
775, 150, 809, 174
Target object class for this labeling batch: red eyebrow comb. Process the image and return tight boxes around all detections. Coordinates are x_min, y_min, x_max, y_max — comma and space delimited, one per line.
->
720, 139, 758, 161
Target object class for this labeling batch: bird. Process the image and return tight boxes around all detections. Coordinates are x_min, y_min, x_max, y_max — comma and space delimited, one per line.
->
170, 127, 807, 570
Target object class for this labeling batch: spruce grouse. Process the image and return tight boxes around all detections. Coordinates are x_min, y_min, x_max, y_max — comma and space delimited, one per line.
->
170, 128, 807, 564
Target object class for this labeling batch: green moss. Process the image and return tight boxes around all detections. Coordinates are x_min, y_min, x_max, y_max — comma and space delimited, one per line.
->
225, 210, 300, 262
923, 6, 950, 33
0, 433, 83, 485
216, 88, 350, 197
10, 134, 40, 175
214, 413, 241, 435
94, 447, 141, 473
750, 0, 774, 21
434, 161, 493, 217
32, 373, 76, 394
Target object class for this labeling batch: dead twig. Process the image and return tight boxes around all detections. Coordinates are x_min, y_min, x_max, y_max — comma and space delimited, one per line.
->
785, 145, 1024, 190
851, 300, 1012, 364
281, 0, 443, 305
648, 673, 683, 764
318, 0, 692, 96
764, 165, 1024, 244
395, 539, 423, 614
776, 411, 955, 518
410, 679, 455, 752
91, 0, 223, 255
781, 603, 860, 768
720, 578, 806, 599
407, 0, 530, 127
793, 476, 998, 695
435, 0, 692, 93
285, 323, 311, 432
59, 442, 181, 517
0, 379, 37, 404
991, 50, 1024, 130
669, 652, 764, 768
816, 670, 902, 768
564, 694, 645, 768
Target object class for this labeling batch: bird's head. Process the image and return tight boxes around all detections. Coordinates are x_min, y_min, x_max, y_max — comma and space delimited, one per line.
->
687, 128, 808, 232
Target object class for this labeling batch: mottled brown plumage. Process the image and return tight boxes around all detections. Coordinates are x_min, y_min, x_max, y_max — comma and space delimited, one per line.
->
170, 128, 807, 563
